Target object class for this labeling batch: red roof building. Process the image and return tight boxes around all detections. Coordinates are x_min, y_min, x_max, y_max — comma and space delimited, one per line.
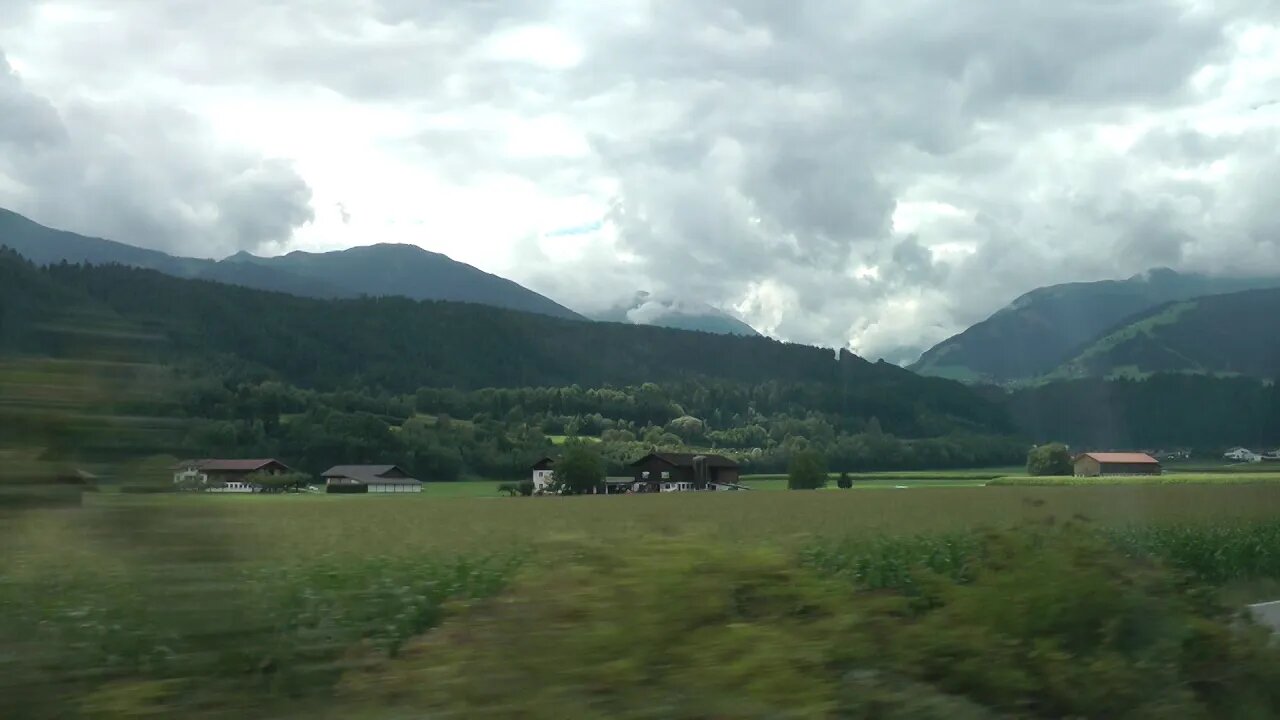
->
1073, 452, 1162, 477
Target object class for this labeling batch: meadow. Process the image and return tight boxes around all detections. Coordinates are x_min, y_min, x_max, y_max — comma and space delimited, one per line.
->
7, 484, 1280, 717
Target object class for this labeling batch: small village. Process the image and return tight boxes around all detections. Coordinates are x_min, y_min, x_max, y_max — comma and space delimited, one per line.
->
167, 445, 1280, 495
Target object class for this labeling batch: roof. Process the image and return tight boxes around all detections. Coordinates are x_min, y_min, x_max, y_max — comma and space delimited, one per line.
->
630, 452, 740, 469
175, 459, 292, 472
1078, 452, 1161, 465
322, 465, 404, 478
322, 465, 419, 485
359, 476, 421, 486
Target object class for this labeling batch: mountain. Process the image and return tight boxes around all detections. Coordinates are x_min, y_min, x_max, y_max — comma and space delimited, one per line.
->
1047, 287, 1280, 380
223, 245, 582, 320
0, 249, 1015, 437
0, 207, 581, 320
589, 292, 759, 336
910, 268, 1280, 383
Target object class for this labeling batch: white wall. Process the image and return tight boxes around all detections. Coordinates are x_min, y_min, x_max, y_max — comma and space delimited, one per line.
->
368, 484, 422, 493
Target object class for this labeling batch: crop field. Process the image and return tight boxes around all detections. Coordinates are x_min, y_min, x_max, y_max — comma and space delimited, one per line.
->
7, 484, 1280, 717
990, 473, 1280, 486
45, 482, 1280, 555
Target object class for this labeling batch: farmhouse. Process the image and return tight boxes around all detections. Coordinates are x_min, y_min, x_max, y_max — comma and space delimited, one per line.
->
172, 458, 294, 492
1073, 452, 1162, 477
1224, 447, 1263, 463
530, 457, 556, 493
631, 452, 742, 492
322, 465, 422, 494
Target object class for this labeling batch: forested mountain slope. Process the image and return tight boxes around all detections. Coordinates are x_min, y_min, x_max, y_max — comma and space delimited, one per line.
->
1048, 287, 1280, 380
0, 208, 580, 320
911, 268, 1280, 383
1008, 374, 1280, 450
0, 251, 1013, 438
222, 244, 583, 320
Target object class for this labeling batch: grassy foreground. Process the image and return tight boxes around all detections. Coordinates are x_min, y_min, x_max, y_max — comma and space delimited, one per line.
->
990, 473, 1280, 486
7, 486, 1280, 717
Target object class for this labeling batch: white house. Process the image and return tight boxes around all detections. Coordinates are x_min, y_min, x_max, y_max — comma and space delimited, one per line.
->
531, 457, 556, 493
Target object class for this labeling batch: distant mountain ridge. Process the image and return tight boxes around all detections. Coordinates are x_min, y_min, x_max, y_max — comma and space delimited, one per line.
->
911, 268, 1280, 383
1046, 286, 1280, 380
589, 291, 759, 336
0, 250, 1015, 437
0, 207, 582, 320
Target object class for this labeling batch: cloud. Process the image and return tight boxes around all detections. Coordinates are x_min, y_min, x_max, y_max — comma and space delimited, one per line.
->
0, 48, 313, 257
2, 1, 1280, 361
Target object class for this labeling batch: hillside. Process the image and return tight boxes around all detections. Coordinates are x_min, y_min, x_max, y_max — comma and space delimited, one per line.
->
0, 251, 1014, 438
0, 207, 580, 320
1048, 287, 1280, 380
911, 268, 1280, 383
590, 291, 759, 336
222, 245, 582, 320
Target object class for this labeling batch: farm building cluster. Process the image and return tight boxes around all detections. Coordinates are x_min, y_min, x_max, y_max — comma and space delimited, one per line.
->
172, 459, 421, 494
531, 452, 748, 494
171, 452, 750, 495
1223, 447, 1280, 463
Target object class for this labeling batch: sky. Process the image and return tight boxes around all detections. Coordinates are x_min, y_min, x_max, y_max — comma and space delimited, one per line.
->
2, 0, 1279, 364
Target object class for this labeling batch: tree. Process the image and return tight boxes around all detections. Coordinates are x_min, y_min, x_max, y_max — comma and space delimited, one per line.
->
550, 441, 605, 495
497, 480, 534, 497
254, 471, 312, 493
836, 471, 853, 489
1026, 443, 1073, 476
787, 450, 827, 490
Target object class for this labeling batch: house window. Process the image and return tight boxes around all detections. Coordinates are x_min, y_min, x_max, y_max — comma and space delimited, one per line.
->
661, 471, 670, 479
641, 471, 650, 479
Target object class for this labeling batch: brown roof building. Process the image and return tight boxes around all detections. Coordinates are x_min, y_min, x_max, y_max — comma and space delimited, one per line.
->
1073, 452, 1162, 477
171, 459, 296, 491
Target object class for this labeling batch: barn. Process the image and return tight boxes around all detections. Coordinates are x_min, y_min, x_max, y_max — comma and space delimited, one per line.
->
172, 459, 295, 492
630, 452, 741, 492
1073, 452, 1162, 477
322, 465, 422, 493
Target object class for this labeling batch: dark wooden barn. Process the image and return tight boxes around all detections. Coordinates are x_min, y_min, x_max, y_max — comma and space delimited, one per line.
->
630, 452, 741, 492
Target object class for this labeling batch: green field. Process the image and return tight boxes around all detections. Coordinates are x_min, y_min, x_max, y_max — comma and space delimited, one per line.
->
990, 472, 1280, 486
9, 483, 1280, 717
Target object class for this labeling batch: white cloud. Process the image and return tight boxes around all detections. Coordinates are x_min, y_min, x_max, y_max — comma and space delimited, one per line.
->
2, 0, 1280, 362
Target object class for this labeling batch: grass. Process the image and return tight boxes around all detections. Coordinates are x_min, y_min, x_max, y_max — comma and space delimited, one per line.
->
990, 473, 1280, 486
741, 467, 1023, 491
546, 434, 600, 445
11, 483, 1280, 716
104, 483, 1280, 553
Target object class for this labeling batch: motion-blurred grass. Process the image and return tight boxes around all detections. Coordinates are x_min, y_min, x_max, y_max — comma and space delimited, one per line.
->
9, 486, 1280, 717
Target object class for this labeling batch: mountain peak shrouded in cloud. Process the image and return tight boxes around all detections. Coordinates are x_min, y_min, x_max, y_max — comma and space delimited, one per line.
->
590, 291, 760, 336
4, 2, 1280, 358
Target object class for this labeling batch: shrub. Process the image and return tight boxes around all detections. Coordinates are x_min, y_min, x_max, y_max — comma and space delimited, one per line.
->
335, 530, 1280, 718
1026, 443, 1073, 476
549, 441, 604, 495
788, 450, 827, 490
837, 471, 853, 489
497, 480, 535, 497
